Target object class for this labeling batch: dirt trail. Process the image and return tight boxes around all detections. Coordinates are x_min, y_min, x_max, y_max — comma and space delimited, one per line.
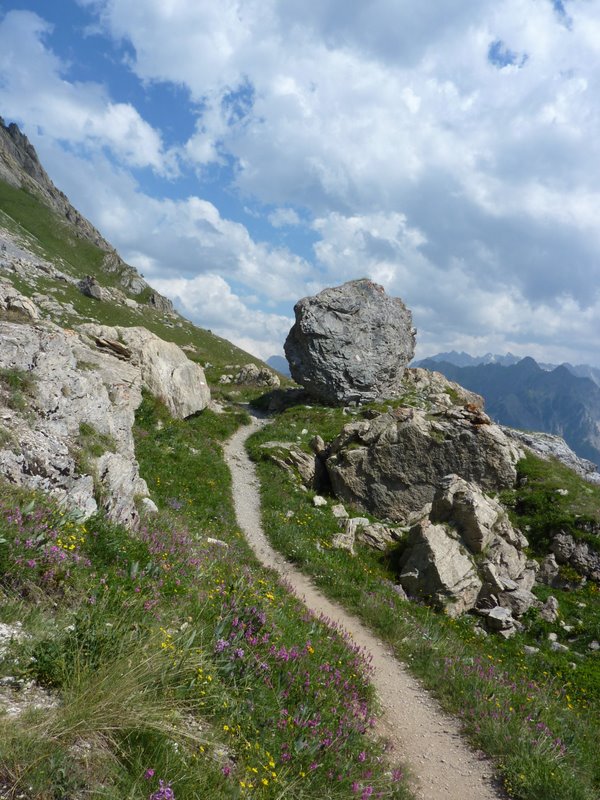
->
224, 416, 506, 800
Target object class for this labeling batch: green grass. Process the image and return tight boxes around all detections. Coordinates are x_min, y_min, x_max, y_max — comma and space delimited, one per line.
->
248, 404, 600, 800
0, 178, 288, 375
0, 395, 411, 800
0, 179, 106, 279
0, 366, 36, 411
501, 452, 600, 551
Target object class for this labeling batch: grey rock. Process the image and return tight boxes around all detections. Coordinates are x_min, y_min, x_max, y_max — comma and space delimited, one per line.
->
548, 632, 558, 642
430, 474, 514, 553
523, 645, 540, 655
0, 280, 39, 320
539, 596, 560, 623
550, 641, 570, 653
483, 606, 515, 631
332, 516, 371, 554
260, 441, 320, 488
147, 290, 175, 315
326, 408, 519, 522
313, 495, 328, 507
551, 531, 600, 581
234, 363, 280, 388
284, 279, 415, 404
79, 324, 210, 418
310, 434, 326, 455
398, 520, 482, 617
331, 504, 349, 519
77, 275, 105, 301
357, 522, 403, 551
0, 316, 149, 526
497, 587, 537, 616
538, 554, 560, 585
140, 497, 159, 515
588, 640, 599, 651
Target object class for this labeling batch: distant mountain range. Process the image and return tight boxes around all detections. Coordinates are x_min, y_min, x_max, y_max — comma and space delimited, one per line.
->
418, 351, 600, 387
415, 354, 600, 466
267, 355, 291, 377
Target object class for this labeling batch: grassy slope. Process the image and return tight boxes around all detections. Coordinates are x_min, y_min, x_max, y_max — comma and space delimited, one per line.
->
0, 179, 275, 378
0, 395, 410, 799
247, 403, 600, 800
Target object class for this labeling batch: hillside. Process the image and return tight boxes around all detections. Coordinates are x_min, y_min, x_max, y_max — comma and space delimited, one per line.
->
418, 356, 600, 466
0, 120, 599, 800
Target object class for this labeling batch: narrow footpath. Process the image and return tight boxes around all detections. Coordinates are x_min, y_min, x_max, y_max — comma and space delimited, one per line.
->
224, 415, 506, 800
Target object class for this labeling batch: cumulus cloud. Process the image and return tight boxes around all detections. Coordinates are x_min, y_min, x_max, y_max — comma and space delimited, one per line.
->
0, 10, 174, 174
7, 0, 600, 365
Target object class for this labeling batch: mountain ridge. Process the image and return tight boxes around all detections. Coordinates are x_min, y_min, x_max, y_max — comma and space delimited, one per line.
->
418, 355, 600, 465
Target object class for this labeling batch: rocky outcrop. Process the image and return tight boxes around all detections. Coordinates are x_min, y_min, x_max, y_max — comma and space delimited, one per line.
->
78, 324, 210, 418
0, 280, 39, 321
503, 428, 600, 485
0, 313, 148, 526
284, 279, 415, 404
77, 275, 105, 301
326, 406, 520, 521
551, 532, 600, 581
397, 476, 538, 629
235, 363, 280, 388
399, 520, 483, 617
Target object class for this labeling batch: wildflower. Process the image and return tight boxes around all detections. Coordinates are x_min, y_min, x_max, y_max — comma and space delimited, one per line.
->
144, 769, 155, 780
149, 779, 175, 800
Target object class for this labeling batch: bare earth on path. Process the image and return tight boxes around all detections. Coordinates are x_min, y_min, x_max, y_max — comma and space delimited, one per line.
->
224, 415, 507, 800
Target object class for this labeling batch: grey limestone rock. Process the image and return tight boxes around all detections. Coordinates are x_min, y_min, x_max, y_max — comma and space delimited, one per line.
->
551, 531, 600, 581
398, 520, 483, 617
0, 315, 149, 526
234, 363, 280, 388
78, 324, 210, 419
502, 427, 600, 485
284, 279, 415, 404
77, 275, 105, 301
326, 407, 520, 522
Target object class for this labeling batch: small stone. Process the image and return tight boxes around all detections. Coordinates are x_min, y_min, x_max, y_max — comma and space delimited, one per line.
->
312, 495, 328, 507
588, 640, 599, 651
206, 537, 228, 548
539, 595, 559, 623
523, 645, 539, 655
331, 504, 349, 519
548, 632, 558, 642
140, 497, 159, 514
550, 641, 569, 653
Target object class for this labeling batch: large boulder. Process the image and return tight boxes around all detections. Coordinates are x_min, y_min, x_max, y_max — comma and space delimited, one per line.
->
397, 476, 538, 626
398, 520, 483, 617
326, 406, 520, 522
284, 279, 415, 404
234, 363, 280, 388
78, 324, 210, 418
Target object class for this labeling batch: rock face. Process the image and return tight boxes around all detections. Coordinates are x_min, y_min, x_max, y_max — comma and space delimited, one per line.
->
0, 288, 212, 526
326, 406, 520, 521
284, 279, 415, 404
399, 520, 483, 617
78, 324, 210, 419
397, 476, 538, 627
503, 428, 600, 485
0, 314, 148, 526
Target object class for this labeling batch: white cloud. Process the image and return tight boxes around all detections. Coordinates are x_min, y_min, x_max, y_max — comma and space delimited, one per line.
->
0, 10, 175, 174
9, 0, 600, 365
268, 208, 301, 228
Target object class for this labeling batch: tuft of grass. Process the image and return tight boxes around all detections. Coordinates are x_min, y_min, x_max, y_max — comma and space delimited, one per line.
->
0, 366, 36, 411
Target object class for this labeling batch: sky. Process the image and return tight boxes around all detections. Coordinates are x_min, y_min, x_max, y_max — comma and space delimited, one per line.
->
1, 0, 600, 366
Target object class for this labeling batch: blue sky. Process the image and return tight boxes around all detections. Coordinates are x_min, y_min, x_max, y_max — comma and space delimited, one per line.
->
1, 0, 600, 365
